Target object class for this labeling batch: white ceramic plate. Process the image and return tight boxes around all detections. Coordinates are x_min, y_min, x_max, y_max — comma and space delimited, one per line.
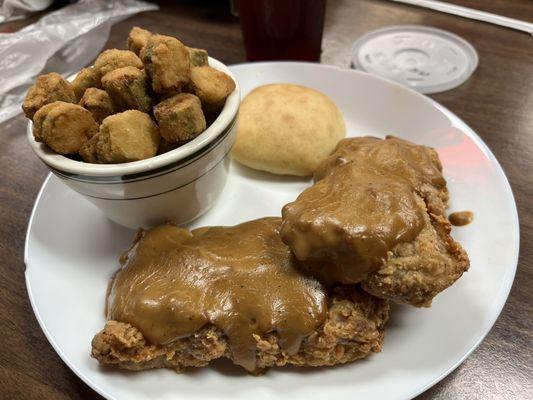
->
25, 62, 519, 400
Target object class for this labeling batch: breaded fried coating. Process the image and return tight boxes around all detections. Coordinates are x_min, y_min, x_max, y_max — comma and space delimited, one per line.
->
157, 137, 179, 154
281, 136, 469, 307
153, 93, 206, 142
188, 47, 208, 67
72, 67, 101, 100
32, 101, 98, 154
94, 49, 143, 79
362, 207, 469, 307
79, 88, 114, 124
95, 110, 160, 163
282, 163, 428, 285
79, 132, 101, 163
127, 26, 152, 55
127, 27, 207, 68
22, 72, 76, 119
141, 34, 190, 93
91, 287, 388, 373
32, 102, 54, 142
187, 66, 235, 113
315, 136, 449, 214
101, 66, 153, 113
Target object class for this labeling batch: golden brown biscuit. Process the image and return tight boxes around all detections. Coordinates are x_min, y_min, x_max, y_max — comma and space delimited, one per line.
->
187, 66, 235, 113
153, 93, 206, 143
141, 34, 190, 93
101, 66, 153, 113
32, 101, 98, 154
232, 84, 346, 176
72, 67, 101, 100
95, 110, 160, 163
22, 72, 76, 119
127, 26, 152, 55
79, 88, 114, 124
94, 49, 143, 79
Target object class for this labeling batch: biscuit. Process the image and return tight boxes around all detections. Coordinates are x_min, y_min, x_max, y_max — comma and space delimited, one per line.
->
232, 84, 345, 176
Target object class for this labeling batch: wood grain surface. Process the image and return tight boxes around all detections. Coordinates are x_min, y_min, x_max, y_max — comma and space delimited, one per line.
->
0, 0, 531, 399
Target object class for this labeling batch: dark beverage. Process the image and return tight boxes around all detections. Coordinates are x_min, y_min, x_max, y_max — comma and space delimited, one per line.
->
236, 0, 326, 62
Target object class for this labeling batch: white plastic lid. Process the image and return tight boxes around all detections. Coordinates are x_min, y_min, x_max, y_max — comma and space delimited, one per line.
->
351, 25, 478, 94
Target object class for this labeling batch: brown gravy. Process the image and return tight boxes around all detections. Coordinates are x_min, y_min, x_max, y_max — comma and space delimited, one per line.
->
314, 136, 446, 192
282, 163, 426, 284
449, 211, 474, 226
281, 136, 446, 284
106, 217, 326, 372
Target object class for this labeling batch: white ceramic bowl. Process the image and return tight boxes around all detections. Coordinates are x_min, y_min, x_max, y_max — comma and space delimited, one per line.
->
27, 58, 240, 229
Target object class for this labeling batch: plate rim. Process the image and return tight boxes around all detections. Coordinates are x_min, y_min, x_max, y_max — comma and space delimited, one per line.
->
24, 61, 520, 400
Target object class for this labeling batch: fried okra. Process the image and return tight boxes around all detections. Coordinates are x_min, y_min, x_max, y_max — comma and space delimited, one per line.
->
127, 26, 153, 55
22, 73, 76, 119
188, 47, 208, 67
95, 110, 160, 163
141, 34, 190, 93
32, 101, 98, 154
72, 67, 101, 100
187, 66, 235, 113
94, 49, 143, 79
153, 93, 206, 143
157, 138, 179, 155
32, 102, 56, 143
79, 132, 101, 163
101, 67, 153, 113
79, 88, 114, 124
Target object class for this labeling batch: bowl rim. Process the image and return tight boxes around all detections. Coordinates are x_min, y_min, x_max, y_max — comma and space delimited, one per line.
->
26, 57, 240, 178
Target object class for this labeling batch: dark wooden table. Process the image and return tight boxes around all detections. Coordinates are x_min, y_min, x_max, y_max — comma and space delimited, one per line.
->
1, 1, 531, 399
